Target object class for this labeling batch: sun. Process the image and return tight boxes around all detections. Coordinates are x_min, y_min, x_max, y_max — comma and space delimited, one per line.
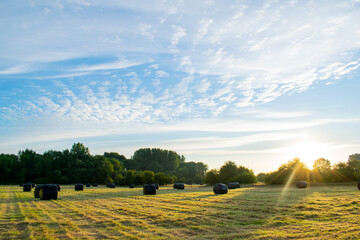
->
285, 137, 330, 168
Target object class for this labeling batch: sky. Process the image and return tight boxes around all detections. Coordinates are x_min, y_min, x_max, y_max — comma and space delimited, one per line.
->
1, 0, 360, 174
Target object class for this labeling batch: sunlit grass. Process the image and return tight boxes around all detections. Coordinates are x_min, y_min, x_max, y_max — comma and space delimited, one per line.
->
0, 184, 359, 239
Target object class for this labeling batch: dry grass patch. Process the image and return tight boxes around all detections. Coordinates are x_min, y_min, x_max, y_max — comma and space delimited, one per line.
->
0, 184, 359, 239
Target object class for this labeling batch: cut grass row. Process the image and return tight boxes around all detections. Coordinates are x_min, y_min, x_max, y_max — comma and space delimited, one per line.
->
0, 184, 359, 239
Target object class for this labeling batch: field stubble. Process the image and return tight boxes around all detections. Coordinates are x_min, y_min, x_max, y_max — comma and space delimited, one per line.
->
0, 184, 359, 239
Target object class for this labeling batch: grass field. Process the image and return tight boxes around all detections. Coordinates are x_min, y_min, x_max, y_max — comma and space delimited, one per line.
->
0, 183, 359, 239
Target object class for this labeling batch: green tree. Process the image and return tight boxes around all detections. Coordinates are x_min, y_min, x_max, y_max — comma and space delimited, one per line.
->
204, 169, 219, 185
266, 158, 310, 184
312, 158, 332, 182
124, 170, 135, 185
347, 154, 360, 180
219, 161, 238, 183
256, 173, 268, 183
143, 170, 155, 184
70, 142, 90, 160
0, 154, 17, 184
133, 173, 143, 185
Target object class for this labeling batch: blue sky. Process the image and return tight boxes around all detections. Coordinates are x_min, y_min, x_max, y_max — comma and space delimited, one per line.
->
1, 0, 360, 173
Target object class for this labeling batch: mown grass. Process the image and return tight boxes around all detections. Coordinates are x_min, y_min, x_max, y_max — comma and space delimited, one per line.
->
0, 183, 359, 239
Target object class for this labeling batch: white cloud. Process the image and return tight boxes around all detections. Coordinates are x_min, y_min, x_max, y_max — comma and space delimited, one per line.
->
156, 70, 169, 78
170, 25, 186, 48
139, 22, 154, 41
72, 59, 148, 72
0, 65, 30, 74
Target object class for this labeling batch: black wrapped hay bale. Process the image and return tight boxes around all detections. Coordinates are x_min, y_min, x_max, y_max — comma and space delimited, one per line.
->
106, 183, 111, 188
296, 181, 307, 188
23, 183, 32, 192
75, 183, 84, 191
86, 183, 91, 187
227, 182, 240, 189
129, 184, 135, 188
173, 183, 184, 190
109, 183, 116, 188
34, 185, 43, 198
92, 183, 98, 187
357, 181, 360, 190
143, 184, 156, 195
40, 184, 58, 200
213, 183, 228, 194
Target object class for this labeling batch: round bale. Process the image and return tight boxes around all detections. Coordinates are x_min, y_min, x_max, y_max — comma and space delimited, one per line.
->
40, 184, 58, 200
213, 183, 228, 194
23, 183, 32, 192
75, 183, 84, 191
129, 184, 135, 188
173, 183, 185, 190
357, 181, 360, 190
296, 181, 308, 188
109, 183, 116, 188
227, 182, 240, 189
34, 185, 43, 198
86, 183, 91, 187
143, 184, 156, 195
92, 183, 98, 187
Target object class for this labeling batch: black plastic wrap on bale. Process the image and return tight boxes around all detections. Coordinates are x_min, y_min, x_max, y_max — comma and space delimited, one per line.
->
153, 183, 159, 189
106, 183, 111, 188
92, 183, 98, 187
129, 184, 135, 188
34, 185, 43, 198
23, 183, 32, 192
358, 181, 360, 190
75, 183, 84, 191
296, 181, 308, 188
109, 183, 116, 188
173, 183, 185, 189
86, 183, 91, 187
213, 183, 228, 194
40, 184, 58, 200
143, 184, 156, 195
227, 182, 240, 189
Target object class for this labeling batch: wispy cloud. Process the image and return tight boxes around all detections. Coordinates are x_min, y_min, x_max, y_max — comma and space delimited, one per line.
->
1, 0, 360, 171
72, 59, 149, 72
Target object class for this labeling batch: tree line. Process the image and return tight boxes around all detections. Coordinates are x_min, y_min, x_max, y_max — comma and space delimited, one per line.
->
0, 143, 207, 185
256, 154, 360, 184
